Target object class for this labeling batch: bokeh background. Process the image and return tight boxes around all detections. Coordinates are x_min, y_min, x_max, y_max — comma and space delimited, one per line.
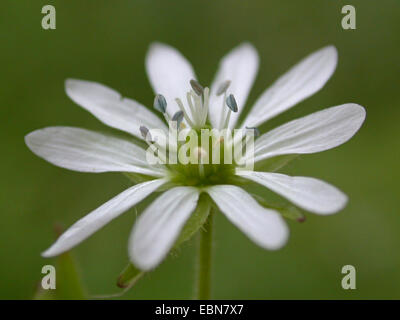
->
1, 0, 399, 299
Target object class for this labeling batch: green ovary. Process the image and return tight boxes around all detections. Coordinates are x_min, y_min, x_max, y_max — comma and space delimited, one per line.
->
168, 162, 237, 187
165, 130, 240, 187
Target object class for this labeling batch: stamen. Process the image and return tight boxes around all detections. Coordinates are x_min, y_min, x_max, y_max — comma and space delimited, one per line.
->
226, 94, 238, 112
154, 94, 167, 113
140, 126, 152, 142
140, 126, 167, 163
191, 91, 204, 126
190, 79, 204, 96
175, 98, 195, 127
245, 126, 260, 137
172, 111, 184, 129
222, 94, 238, 129
218, 91, 227, 130
216, 80, 231, 96
186, 92, 200, 125
170, 81, 210, 129
201, 87, 210, 125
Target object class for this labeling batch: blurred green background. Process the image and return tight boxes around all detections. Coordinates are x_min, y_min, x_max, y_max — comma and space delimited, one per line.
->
1, 0, 399, 299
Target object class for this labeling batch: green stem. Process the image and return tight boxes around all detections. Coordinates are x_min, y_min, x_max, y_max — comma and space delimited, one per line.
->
195, 207, 214, 300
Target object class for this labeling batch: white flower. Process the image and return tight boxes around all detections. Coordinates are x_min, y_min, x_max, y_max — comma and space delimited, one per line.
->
25, 43, 365, 271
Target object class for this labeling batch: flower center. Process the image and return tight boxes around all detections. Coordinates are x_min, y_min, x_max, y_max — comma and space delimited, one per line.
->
167, 132, 237, 187
139, 80, 257, 187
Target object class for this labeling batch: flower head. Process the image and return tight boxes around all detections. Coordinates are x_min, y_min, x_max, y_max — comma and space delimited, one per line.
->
25, 43, 365, 271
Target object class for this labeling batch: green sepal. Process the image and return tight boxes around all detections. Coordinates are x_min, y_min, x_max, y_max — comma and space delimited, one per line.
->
33, 285, 57, 300
33, 250, 87, 300
252, 193, 305, 222
174, 194, 211, 248
123, 172, 155, 184
55, 251, 87, 299
255, 154, 299, 172
117, 263, 145, 289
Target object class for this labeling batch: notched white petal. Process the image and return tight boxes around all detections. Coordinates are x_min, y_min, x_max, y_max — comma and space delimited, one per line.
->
146, 43, 197, 117
25, 126, 165, 176
65, 79, 167, 138
252, 103, 366, 162
237, 171, 348, 215
42, 179, 167, 257
243, 46, 338, 128
209, 43, 259, 129
129, 187, 200, 270
206, 185, 288, 250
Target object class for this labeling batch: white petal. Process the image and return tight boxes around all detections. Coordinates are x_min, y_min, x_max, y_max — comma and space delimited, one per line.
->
42, 179, 166, 257
209, 43, 259, 129
146, 43, 196, 117
206, 185, 288, 250
242, 46, 338, 128
237, 171, 347, 214
129, 186, 200, 270
25, 126, 165, 176
252, 104, 366, 162
65, 79, 167, 139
